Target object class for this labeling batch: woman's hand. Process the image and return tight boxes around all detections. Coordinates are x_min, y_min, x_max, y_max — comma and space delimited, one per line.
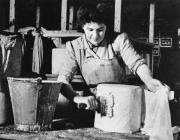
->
73, 95, 98, 110
145, 78, 165, 93
136, 64, 169, 93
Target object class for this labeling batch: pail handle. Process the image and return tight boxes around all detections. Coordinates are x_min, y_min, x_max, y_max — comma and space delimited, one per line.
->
7, 77, 42, 83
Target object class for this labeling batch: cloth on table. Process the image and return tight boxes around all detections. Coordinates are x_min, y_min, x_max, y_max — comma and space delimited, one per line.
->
141, 86, 173, 140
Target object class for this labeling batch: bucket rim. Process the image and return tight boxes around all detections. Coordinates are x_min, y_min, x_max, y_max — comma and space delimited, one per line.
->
7, 77, 62, 84
7, 77, 41, 83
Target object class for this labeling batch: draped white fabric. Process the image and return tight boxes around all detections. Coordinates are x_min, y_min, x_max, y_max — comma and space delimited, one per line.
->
32, 35, 43, 74
141, 87, 173, 140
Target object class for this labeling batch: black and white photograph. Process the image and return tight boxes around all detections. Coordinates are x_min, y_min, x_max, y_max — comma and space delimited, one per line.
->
0, 0, 180, 139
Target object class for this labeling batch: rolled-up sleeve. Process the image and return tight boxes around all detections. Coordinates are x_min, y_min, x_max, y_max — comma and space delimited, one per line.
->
116, 33, 146, 74
57, 41, 78, 84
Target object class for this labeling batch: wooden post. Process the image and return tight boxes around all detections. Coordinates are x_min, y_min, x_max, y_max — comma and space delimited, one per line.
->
148, 3, 155, 72
9, 0, 15, 32
114, 0, 122, 32
69, 5, 74, 30
57, 0, 68, 48
149, 3, 155, 43
36, 6, 40, 28
61, 0, 68, 31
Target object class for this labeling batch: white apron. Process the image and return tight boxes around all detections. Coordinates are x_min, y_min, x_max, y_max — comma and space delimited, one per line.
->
81, 55, 126, 85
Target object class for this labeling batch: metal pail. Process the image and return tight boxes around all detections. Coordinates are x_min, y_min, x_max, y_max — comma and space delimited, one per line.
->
7, 77, 61, 132
0, 91, 7, 125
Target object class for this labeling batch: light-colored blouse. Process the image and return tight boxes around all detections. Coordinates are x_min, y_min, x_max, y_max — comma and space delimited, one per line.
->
57, 32, 146, 85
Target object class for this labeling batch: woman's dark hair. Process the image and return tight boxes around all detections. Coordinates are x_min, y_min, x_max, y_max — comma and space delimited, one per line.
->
76, 2, 113, 31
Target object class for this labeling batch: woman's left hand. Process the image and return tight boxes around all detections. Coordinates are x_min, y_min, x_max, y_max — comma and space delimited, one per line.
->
145, 78, 164, 93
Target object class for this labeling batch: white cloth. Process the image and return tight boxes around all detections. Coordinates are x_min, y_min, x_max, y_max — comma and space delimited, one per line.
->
141, 86, 173, 140
32, 35, 43, 74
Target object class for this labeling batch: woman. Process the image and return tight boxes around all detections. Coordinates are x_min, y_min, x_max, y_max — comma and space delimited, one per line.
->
57, 2, 173, 140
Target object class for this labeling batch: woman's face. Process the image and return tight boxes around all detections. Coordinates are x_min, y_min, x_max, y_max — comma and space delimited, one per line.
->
82, 22, 106, 46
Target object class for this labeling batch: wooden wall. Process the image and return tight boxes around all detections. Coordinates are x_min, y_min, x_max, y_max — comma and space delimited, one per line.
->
1, 0, 180, 88
1, 0, 179, 39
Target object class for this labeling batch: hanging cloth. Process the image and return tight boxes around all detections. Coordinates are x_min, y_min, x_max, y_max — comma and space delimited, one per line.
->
32, 33, 43, 74
0, 34, 16, 92
141, 86, 173, 140
0, 34, 16, 73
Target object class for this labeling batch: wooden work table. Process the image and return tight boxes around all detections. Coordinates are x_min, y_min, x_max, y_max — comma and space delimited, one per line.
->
0, 125, 149, 140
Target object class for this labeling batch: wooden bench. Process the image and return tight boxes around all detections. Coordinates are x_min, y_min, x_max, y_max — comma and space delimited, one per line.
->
0, 125, 149, 140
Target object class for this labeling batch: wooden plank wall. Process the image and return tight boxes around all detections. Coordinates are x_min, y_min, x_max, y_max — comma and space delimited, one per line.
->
114, 0, 122, 32
8, 0, 155, 70
149, 3, 155, 73
9, 0, 15, 32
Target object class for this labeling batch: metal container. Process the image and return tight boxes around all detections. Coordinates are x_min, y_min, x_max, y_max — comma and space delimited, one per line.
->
7, 77, 61, 132
0, 91, 7, 125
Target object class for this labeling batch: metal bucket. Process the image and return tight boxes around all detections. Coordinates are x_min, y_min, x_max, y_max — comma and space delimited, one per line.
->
0, 91, 7, 125
7, 77, 61, 132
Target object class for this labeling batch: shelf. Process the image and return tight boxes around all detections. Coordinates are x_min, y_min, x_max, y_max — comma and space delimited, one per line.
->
45, 74, 85, 83
42, 30, 83, 38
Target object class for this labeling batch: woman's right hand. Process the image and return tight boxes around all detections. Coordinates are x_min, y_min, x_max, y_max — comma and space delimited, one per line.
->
73, 95, 98, 110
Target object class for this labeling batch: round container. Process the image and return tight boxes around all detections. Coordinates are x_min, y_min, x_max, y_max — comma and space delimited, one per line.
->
0, 91, 7, 125
7, 77, 62, 132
